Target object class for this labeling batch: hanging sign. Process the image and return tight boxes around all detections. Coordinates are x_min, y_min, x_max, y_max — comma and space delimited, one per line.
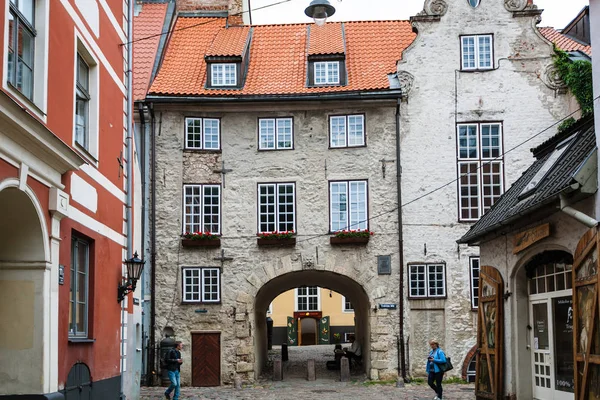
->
513, 223, 550, 254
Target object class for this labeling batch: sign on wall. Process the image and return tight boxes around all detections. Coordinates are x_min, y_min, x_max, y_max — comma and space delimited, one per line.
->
513, 223, 550, 254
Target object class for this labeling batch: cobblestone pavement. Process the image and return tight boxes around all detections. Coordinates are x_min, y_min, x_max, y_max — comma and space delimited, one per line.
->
143, 345, 475, 399
141, 381, 476, 400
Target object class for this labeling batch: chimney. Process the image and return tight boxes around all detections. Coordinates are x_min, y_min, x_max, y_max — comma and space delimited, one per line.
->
176, 0, 249, 24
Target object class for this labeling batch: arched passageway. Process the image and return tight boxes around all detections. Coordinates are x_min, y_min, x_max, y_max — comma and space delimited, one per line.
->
0, 184, 49, 394
254, 270, 371, 379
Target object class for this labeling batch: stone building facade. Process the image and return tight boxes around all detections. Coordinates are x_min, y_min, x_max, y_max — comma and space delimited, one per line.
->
396, 0, 571, 377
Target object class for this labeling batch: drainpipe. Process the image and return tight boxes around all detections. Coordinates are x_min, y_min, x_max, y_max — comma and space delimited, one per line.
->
148, 103, 157, 383
559, 193, 598, 228
395, 97, 408, 383
121, 0, 134, 396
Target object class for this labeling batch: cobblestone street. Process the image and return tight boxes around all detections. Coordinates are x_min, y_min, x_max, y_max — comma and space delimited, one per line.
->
144, 344, 475, 399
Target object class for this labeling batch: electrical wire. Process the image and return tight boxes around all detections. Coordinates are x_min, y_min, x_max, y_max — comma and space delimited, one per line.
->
123, 0, 293, 47
296, 99, 599, 245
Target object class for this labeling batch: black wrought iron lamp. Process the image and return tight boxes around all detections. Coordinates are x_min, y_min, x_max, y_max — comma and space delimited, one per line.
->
117, 251, 145, 303
304, 0, 336, 26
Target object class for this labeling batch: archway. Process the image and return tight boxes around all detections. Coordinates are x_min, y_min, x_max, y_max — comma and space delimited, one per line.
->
0, 184, 49, 394
254, 270, 371, 379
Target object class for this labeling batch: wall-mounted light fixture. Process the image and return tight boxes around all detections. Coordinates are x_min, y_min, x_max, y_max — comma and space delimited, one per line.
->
117, 251, 145, 303
304, 0, 336, 26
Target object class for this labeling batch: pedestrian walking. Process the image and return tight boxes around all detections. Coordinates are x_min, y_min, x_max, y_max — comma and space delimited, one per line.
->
165, 341, 183, 400
426, 339, 447, 400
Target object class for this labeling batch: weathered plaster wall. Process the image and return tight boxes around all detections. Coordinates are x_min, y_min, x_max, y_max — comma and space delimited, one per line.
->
479, 197, 594, 398
154, 102, 402, 384
397, 0, 571, 376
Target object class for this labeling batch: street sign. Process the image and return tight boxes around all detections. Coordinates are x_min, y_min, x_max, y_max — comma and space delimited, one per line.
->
379, 303, 397, 309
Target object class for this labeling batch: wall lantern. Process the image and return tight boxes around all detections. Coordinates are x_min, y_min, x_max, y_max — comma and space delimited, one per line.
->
304, 0, 336, 26
117, 251, 145, 303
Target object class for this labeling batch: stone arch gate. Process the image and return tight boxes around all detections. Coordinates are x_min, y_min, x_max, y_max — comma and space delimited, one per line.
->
235, 264, 401, 382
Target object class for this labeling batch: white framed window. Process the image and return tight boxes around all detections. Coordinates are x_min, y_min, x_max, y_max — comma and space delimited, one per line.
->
75, 54, 90, 150
295, 286, 320, 311
183, 184, 221, 234
182, 267, 220, 303
72, 40, 99, 160
70, 236, 90, 337
468, 0, 480, 7
342, 296, 354, 312
314, 61, 339, 85
211, 63, 237, 86
330, 115, 365, 148
185, 117, 220, 150
409, 263, 446, 298
258, 118, 293, 150
461, 34, 493, 70
457, 122, 504, 221
258, 183, 295, 233
330, 180, 367, 232
470, 257, 480, 309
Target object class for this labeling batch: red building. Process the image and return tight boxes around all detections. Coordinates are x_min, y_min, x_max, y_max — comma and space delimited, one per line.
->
0, 0, 138, 398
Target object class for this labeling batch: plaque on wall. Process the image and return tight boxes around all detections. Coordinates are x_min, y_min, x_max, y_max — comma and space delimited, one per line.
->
378, 255, 392, 275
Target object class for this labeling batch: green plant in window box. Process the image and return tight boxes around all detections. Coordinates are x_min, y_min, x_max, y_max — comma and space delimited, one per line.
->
257, 231, 295, 240
182, 231, 219, 240
333, 229, 374, 238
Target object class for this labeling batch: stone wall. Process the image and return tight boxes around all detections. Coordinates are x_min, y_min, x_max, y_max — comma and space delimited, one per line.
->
154, 101, 402, 384
397, 0, 571, 377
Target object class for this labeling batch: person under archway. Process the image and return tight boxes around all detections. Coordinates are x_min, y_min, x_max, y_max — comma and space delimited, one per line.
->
343, 335, 362, 368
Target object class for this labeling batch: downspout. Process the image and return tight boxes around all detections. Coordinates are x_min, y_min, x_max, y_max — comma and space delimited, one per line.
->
149, 103, 157, 383
121, 0, 134, 396
559, 193, 598, 227
396, 97, 408, 383
137, 102, 147, 384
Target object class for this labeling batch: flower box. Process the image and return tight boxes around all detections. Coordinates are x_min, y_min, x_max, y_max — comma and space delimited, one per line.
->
181, 238, 221, 247
330, 236, 370, 245
257, 237, 297, 247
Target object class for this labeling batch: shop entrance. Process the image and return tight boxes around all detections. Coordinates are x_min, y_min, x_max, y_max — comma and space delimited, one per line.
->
528, 261, 574, 400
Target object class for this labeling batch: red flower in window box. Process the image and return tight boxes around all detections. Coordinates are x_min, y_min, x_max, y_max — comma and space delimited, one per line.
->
181, 231, 221, 247
330, 229, 372, 245
257, 231, 296, 247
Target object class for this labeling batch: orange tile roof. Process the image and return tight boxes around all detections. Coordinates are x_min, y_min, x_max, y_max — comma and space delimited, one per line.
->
539, 27, 592, 57
308, 23, 344, 55
133, 2, 168, 101
150, 18, 416, 97
206, 25, 251, 57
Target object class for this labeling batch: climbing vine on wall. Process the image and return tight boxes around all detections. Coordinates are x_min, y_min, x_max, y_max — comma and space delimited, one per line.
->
553, 46, 593, 116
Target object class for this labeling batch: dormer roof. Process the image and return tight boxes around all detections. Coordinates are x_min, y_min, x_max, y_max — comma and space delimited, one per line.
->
206, 26, 251, 58
307, 23, 345, 56
539, 26, 592, 57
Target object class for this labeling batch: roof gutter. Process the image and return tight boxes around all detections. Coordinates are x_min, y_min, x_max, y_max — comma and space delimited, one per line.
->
145, 90, 404, 103
559, 192, 598, 227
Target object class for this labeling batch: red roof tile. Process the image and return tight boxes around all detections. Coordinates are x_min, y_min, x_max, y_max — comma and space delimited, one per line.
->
308, 23, 344, 55
539, 27, 592, 57
150, 18, 416, 97
133, 3, 168, 101
206, 26, 251, 57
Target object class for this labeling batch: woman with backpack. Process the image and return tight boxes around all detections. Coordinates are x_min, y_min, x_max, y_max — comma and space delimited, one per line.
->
426, 339, 447, 400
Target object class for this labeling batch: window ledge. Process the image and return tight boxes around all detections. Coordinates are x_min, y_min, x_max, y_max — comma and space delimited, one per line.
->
68, 338, 95, 343
6, 82, 47, 118
74, 142, 99, 166
183, 149, 222, 153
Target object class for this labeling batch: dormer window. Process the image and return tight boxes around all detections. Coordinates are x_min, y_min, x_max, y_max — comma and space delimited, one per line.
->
211, 63, 237, 86
315, 61, 339, 85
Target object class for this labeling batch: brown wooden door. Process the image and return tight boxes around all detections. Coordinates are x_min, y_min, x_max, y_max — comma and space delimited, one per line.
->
573, 227, 600, 400
475, 265, 504, 400
191, 332, 221, 387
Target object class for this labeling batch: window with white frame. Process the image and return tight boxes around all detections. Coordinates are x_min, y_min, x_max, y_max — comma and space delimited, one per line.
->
185, 117, 220, 150
75, 54, 90, 150
314, 61, 339, 85
258, 118, 293, 150
461, 35, 493, 70
457, 122, 504, 221
7, 0, 35, 99
470, 257, 480, 309
330, 180, 367, 232
182, 267, 220, 303
258, 183, 295, 233
70, 236, 90, 337
342, 296, 354, 312
409, 263, 446, 298
296, 286, 320, 311
330, 115, 365, 148
211, 63, 237, 86
183, 184, 221, 234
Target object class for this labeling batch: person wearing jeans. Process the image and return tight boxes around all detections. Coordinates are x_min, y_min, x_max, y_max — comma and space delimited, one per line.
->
165, 341, 183, 400
426, 339, 447, 400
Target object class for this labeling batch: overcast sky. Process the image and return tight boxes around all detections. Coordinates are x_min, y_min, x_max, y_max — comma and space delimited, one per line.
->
250, 0, 588, 29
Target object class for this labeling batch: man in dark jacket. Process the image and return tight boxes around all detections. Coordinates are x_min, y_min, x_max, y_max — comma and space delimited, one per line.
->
164, 341, 183, 400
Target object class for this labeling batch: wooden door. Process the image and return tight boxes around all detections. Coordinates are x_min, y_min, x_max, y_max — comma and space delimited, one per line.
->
191, 332, 221, 387
573, 227, 600, 399
475, 265, 504, 400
